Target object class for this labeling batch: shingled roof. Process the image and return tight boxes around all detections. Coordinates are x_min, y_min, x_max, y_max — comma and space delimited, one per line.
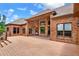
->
6, 18, 27, 25
33, 9, 52, 16
26, 9, 52, 20
52, 4, 74, 17
26, 4, 74, 19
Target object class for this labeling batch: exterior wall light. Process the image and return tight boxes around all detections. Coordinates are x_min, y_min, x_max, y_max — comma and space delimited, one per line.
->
52, 11, 57, 16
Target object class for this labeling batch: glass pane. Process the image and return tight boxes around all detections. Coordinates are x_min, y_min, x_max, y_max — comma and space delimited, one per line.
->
40, 27, 45, 34
64, 31, 71, 37
40, 21, 45, 27
64, 24, 71, 31
57, 24, 63, 31
57, 31, 63, 36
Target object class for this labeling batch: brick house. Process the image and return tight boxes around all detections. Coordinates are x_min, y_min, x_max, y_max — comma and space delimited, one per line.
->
6, 18, 27, 36
50, 3, 79, 44
26, 3, 79, 44
6, 3, 79, 44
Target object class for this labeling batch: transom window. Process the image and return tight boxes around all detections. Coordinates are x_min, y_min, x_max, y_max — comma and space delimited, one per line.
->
57, 23, 72, 37
40, 21, 45, 27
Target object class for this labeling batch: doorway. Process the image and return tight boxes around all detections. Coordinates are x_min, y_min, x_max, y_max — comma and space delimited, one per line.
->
48, 26, 50, 36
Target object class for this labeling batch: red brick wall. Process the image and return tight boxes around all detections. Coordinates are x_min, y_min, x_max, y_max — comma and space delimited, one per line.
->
74, 3, 79, 17
26, 12, 51, 36
6, 24, 27, 36
50, 14, 79, 44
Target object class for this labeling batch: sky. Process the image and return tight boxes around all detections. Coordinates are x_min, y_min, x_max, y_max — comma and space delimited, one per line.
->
0, 3, 65, 23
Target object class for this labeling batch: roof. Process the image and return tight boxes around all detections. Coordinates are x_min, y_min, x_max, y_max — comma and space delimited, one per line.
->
52, 4, 74, 17
26, 9, 52, 20
6, 18, 27, 25
34, 9, 52, 16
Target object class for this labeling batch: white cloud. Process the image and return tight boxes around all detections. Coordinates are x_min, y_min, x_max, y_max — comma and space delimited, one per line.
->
12, 14, 19, 19
30, 10, 37, 15
4, 9, 14, 17
6, 14, 19, 23
17, 8, 27, 11
5, 17, 9, 24
42, 3, 65, 9
38, 4, 43, 9
33, 3, 38, 6
34, 3, 43, 9
9, 9, 14, 12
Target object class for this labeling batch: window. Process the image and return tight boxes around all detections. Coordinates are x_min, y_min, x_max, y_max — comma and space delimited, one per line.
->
57, 24, 63, 36
23, 28, 25, 34
64, 24, 71, 37
64, 24, 71, 30
40, 21, 45, 27
17, 28, 19, 33
40, 27, 45, 34
57, 23, 72, 37
40, 21, 45, 34
29, 28, 32, 34
13, 27, 16, 34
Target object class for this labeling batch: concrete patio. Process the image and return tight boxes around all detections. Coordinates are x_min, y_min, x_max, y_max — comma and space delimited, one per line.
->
0, 36, 79, 56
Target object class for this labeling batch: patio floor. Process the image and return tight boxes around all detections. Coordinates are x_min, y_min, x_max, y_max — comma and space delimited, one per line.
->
0, 36, 79, 56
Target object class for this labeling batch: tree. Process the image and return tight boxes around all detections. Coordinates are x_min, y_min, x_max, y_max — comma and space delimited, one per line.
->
0, 14, 6, 35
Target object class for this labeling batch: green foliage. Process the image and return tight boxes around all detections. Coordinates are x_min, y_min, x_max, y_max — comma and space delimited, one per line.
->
0, 22, 5, 33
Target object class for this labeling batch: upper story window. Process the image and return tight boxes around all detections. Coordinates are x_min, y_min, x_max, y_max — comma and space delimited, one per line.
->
40, 21, 45, 27
57, 23, 72, 37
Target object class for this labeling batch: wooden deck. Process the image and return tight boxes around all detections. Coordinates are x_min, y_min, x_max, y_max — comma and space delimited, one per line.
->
0, 36, 79, 56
